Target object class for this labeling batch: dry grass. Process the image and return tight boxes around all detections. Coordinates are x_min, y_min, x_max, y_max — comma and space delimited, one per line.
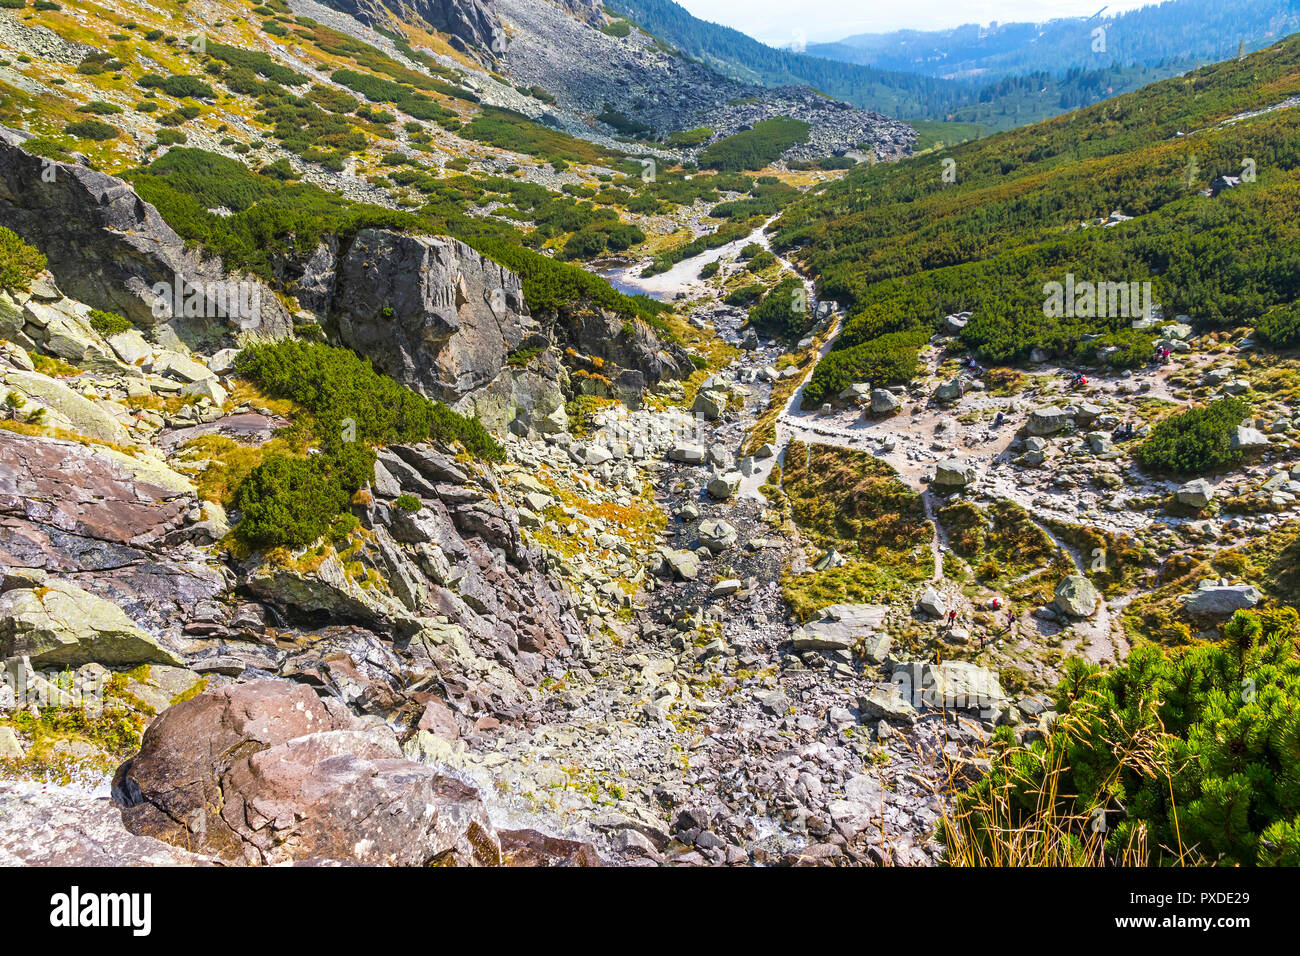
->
939, 695, 1198, 867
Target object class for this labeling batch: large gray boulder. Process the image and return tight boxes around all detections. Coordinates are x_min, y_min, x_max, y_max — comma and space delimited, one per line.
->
1176, 478, 1215, 508
933, 458, 975, 488
329, 230, 537, 404
1180, 583, 1261, 615
892, 660, 1009, 716
1027, 406, 1071, 436
698, 518, 737, 554
794, 603, 889, 655
692, 388, 728, 420
1054, 575, 1100, 618
707, 471, 742, 500
869, 388, 901, 415
1231, 425, 1271, 451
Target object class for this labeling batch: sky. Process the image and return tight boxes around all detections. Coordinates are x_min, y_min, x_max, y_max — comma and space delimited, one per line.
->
674, 0, 1163, 46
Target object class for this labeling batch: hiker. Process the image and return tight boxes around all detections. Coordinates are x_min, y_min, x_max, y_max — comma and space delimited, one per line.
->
947, 609, 958, 627
993, 410, 1005, 427
990, 596, 1001, 612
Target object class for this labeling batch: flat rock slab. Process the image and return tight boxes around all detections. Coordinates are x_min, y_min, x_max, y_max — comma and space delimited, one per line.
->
156, 412, 288, 451
0, 784, 212, 866
0, 431, 190, 546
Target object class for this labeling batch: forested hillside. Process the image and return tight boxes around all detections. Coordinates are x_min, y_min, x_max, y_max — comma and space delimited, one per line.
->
773, 35, 1300, 405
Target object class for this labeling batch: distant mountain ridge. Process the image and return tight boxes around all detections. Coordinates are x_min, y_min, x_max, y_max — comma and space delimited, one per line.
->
807, 0, 1300, 79
612, 0, 1300, 130
607, 0, 969, 119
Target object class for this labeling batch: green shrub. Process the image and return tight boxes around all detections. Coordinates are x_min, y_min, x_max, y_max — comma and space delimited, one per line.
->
699, 118, 810, 172
723, 284, 764, 307
233, 453, 353, 549
230, 340, 503, 548
605, 223, 645, 252
600, 20, 632, 37
665, 127, 712, 148
1075, 329, 1155, 369
955, 609, 1300, 866
746, 250, 777, 273
64, 119, 119, 141
77, 100, 122, 115
137, 74, 215, 99
698, 261, 720, 279
1134, 397, 1250, 474
155, 129, 188, 146
0, 227, 46, 290
801, 328, 929, 407
1255, 302, 1300, 348
206, 42, 306, 85
87, 309, 132, 338
233, 340, 503, 461
393, 494, 422, 512
748, 276, 812, 341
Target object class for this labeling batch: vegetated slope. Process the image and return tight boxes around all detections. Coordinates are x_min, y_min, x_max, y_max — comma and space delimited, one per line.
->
774, 35, 1300, 406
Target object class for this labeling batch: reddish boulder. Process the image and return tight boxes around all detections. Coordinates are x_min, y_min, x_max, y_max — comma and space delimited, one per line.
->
114, 680, 500, 866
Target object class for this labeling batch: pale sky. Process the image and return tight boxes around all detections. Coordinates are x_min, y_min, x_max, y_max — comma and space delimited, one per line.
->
675, 0, 1163, 46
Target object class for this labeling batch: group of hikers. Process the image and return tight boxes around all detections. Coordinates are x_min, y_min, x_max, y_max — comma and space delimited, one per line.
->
1112, 420, 1138, 441
943, 598, 1017, 650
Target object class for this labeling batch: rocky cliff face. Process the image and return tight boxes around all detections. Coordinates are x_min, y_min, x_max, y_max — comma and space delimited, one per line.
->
493, 0, 917, 156
328, 230, 538, 403
0, 128, 293, 348
320, 0, 508, 60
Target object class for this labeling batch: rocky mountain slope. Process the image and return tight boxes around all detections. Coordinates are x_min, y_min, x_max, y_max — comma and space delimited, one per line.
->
3, 0, 1296, 871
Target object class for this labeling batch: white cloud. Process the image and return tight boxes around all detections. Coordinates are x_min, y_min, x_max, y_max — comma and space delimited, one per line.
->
674, 0, 1163, 46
